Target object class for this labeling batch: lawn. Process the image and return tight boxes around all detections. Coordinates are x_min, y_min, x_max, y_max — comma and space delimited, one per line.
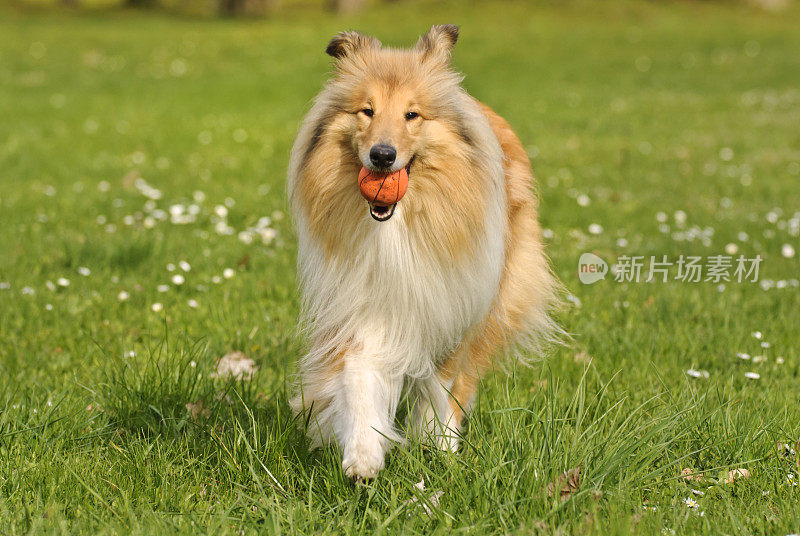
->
1, 0, 800, 533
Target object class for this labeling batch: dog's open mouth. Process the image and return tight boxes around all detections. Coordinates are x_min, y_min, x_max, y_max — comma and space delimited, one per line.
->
364, 157, 414, 223
369, 203, 395, 222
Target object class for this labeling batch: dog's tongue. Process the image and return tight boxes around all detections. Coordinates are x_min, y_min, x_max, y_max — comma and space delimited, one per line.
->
358, 167, 409, 206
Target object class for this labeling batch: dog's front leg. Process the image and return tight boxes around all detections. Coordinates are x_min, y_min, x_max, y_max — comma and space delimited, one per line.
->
336, 351, 403, 480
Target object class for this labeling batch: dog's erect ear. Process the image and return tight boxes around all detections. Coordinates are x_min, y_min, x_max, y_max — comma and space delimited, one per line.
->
416, 24, 459, 63
326, 31, 381, 60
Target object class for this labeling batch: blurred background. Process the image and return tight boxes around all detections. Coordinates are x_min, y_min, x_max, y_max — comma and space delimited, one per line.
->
3, 0, 796, 17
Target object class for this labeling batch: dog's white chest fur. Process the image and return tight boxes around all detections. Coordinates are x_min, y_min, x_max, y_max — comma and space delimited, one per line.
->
296, 202, 505, 379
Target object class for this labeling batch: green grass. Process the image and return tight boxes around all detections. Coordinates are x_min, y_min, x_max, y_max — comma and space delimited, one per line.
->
2, 0, 800, 533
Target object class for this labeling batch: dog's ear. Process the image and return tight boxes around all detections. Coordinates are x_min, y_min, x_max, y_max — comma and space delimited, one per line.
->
416, 24, 459, 63
326, 31, 381, 60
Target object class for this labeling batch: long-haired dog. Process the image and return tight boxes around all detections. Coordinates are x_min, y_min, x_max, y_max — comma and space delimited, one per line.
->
288, 24, 560, 479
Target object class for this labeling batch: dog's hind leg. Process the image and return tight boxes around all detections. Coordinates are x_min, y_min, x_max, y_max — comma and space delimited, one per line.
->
411, 208, 560, 450
408, 368, 462, 452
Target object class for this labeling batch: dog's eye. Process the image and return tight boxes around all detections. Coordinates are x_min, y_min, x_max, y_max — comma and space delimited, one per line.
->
405, 111, 419, 121
360, 108, 374, 118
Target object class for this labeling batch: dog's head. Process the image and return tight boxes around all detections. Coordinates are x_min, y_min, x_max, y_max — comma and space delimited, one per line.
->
320, 25, 465, 222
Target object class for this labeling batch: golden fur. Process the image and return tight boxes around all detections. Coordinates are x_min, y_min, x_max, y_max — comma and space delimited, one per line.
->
287, 25, 560, 479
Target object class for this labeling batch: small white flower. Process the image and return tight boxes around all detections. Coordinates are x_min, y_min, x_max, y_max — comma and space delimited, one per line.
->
752, 355, 767, 363
171, 274, 185, 285
215, 221, 234, 235
166, 263, 175, 272
588, 223, 603, 235
744, 372, 760, 380
233, 128, 248, 143
683, 497, 699, 508
737, 353, 751, 360
78, 267, 91, 276
151, 302, 163, 312
259, 228, 278, 244
752, 331, 763, 339
157, 284, 170, 293
223, 268, 235, 279
656, 211, 668, 223
179, 260, 191, 272
761, 342, 770, 348
45, 303, 53, 311
725, 243, 738, 255
187, 299, 199, 308
686, 368, 710, 379
577, 194, 590, 207
782, 244, 796, 258
21, 286, 35, 295
117, 290, 130, 301
214, 205, 228, 218
212, 275, 222, 284
210, 351, 257, 380
126, 350, 135, 358
57, 277, 70, 287
777, 356, 785, 364
0, 282, 9, 290
46, 280, 56, 291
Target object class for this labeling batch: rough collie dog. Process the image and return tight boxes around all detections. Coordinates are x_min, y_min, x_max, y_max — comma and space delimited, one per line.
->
288, 25, 560, 480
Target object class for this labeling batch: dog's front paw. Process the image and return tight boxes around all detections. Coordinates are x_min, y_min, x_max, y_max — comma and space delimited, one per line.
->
342, 444, 386, 481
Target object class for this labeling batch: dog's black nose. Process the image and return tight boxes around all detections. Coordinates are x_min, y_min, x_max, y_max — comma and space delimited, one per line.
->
369, 144, 397, 168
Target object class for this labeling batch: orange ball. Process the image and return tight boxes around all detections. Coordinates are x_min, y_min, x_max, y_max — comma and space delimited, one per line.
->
358, 167, 409, 206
